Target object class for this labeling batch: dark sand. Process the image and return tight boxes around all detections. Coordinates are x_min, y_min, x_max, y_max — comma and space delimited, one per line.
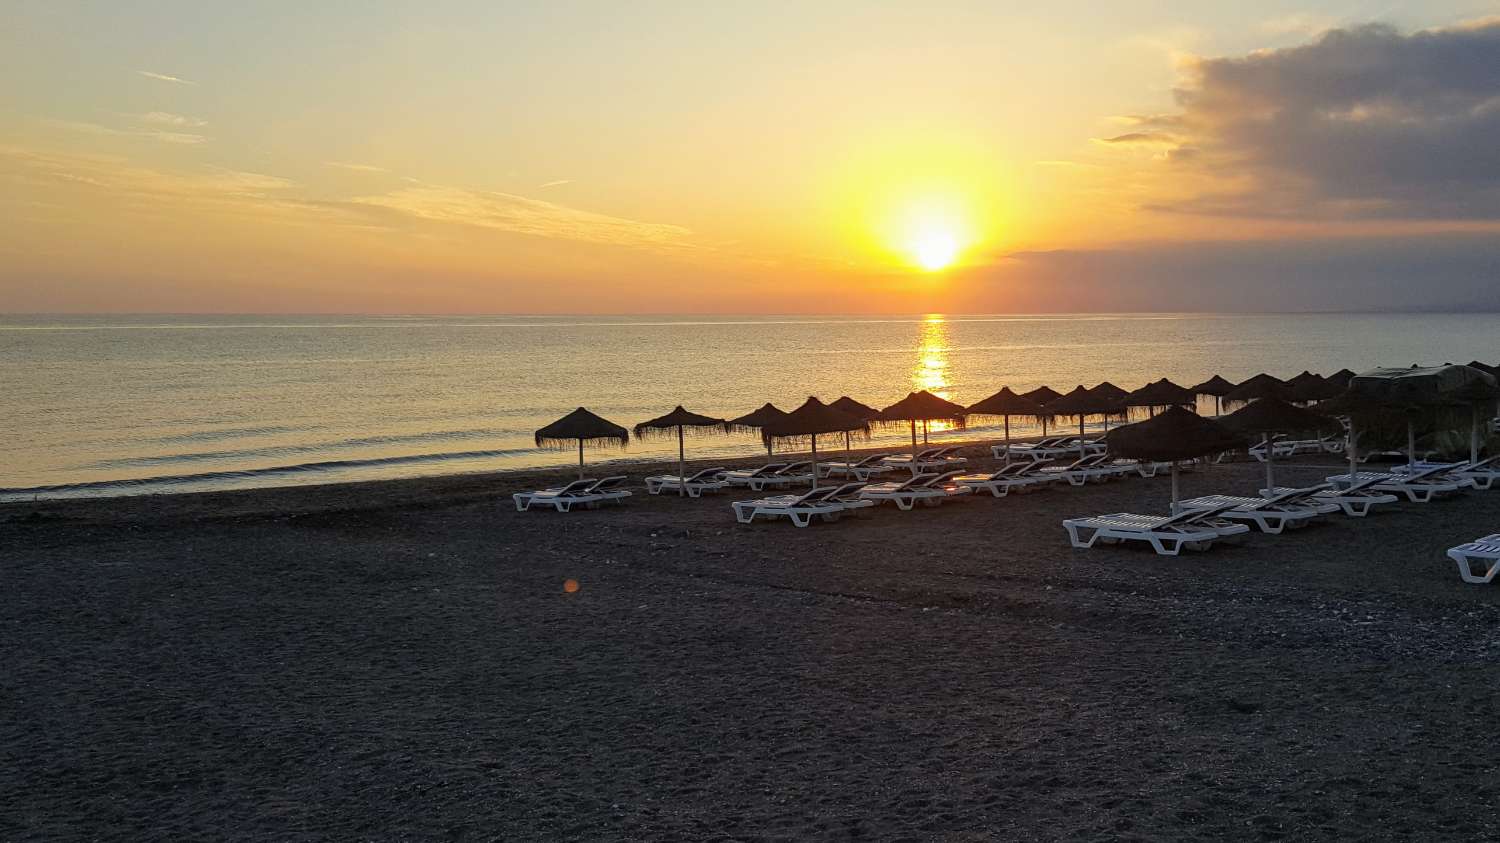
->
3, 442, 1499, 840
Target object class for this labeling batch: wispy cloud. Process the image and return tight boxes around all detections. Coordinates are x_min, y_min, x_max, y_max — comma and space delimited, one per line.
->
539, 179, 573, 188
325, 161, 388, 173
349, 186, 692, 250
137, 70, 196, 85
138, 111, 207, 128
43, 118, 207, 145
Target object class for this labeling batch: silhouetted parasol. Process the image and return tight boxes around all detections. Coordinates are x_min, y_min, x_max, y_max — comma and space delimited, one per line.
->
634, 406, 729, 495
535, 407, 630, 480
1021, 386, 1063, 435
828, 396, 883, 461
763, 397, 869, 488
1125, 379, 1198, 417
966, 387, 1046, 462
1326, 368, 1357, 388
1045, 385, 1126, 457
728, 403, 789, 457
1224, 373, 1288, 407
1220, 397, 1334, 491
1190, 375, 1237, 416
880, 390, 967, 455
1287, 374, 1342, 403
1106, 406, 1248, 510
1090, 382, 1131, 403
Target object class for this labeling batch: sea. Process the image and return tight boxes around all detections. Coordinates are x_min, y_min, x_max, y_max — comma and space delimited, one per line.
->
2, 313, 1495, 500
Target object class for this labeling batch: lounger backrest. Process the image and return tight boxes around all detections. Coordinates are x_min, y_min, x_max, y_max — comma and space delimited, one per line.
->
855, 454, 887, 467
690, 467, 727, 482
931, 446, 958, 458
1258, 483, 1332, 508
826, 482, 868, 500
749, 462, 789, 477
1340, 474, 1386, 494
911, 448, 940, 461
1469, 453, 1500, 471
994, 461, 1031, 477
1166, 502, 1241, 526
588, 476, 629, 492
923, 470, 967, 487
1404, 464, 1451, 483
777, 461, 811, 475
551, 478, 598, 495
792, 486, 840, 505
1063, 453, 1104, 470
894, 473, 936, 491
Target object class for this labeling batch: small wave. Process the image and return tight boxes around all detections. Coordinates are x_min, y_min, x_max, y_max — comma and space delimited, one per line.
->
152, 425, 312, 444
90, 428, 526, 469
2, 447, 540, 499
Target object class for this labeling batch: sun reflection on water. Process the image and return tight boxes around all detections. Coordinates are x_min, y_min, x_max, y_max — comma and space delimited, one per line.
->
911, 314, 957, 434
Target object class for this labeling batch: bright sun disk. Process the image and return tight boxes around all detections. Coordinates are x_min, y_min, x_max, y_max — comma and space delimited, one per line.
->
910, 229, 960, 271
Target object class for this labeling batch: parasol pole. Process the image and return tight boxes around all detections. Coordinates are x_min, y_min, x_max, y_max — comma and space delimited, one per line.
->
1003, 415, 1011, 464
1472, 405, 1480, 466
844, 430, 852, 476
578, 439, 585, 481
922, 419, 929, 446
810, 433, 819, 491
910, 419, 918, 457
1407, 418, 1416, 469
1078, 415, 1086, 458
677, 425, 686, 496
1170, 462, 1180, 513
1348, 419, 1358, 482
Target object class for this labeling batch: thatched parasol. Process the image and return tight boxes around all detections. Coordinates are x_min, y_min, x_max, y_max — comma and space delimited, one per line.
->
828, 396, 882, 462
1466, 361, 1498, 377
1045, 385, 1127, 457
763, 397, 869, 488
1220, 397, 1335, 492
1326, 368, 1357, 388
880, 390, 967, 455
1224, 373, 1288, 407
1020, 386, 1063, 435
1125, 378, 1198, 417
634, 406, 729, 495
1090, 382, 1130, 403
1287, 374, 1342, 403
1190, 375, 1237, 417
535, 407, 630, 480
728, 403, 789, 457
966, 387, 1046, 462
1106, 406, 1248, 510
1341, 366, 1500, 468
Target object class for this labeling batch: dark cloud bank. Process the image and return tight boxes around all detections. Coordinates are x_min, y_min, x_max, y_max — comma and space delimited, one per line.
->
1056, 20, 1500, 311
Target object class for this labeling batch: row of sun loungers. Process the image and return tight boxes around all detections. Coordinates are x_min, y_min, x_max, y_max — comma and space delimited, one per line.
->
513, 476, 632, 512
994, 437, 1105, 462
1247, 433, 1344, 461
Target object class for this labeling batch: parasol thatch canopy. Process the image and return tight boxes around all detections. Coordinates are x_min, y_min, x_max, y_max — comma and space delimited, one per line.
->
1021, 385, 1063, 405
727, 402, 789, 433
535, 407, 630, 480
1286, 370, 1324, 388
1125, 378, 1197, 410
1224, 373, 1288, 405
1347, 365, 1500, 406
966, 387, 1045, 421
1287, 374, 1341, 403
880, 390, 968, 425
536, 407, 630, 449
1106, 406, 1248, 462
634, 406, 728, 437
1326, 368, 1357, 388
829, 396, 882, 421
1046, 385, 1125, 418
1089, 381, 1131, 402
1220, 397, 1333, 435
1466, 361, 1498, 377
1190, 375, 1237, 397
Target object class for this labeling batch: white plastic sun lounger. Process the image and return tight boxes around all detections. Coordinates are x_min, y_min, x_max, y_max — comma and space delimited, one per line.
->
723, 461, 815, 491
645, 467, 728, 497
820, 453, 897, 480
994, 436, 1069, 460
1259, 474, 1399, 517
1325, 466, 1469, 503
1447, 534, 1500, 584
882, 446, 968, 474
859, 470, 973, 510
513, 476, 632, 512
1036, 453, 1120, 486
1062, 503, 1249, 556
731, 483, 873, 527
1393, 455, 1500, 491
1177, 486, 1340, 534
954, 461, 1065, 497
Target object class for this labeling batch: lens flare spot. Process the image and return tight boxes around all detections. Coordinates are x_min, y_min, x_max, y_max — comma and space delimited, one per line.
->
563, 578, 580, 594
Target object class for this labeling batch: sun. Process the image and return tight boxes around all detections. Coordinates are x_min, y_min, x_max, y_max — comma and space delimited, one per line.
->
909, 228, 960, 272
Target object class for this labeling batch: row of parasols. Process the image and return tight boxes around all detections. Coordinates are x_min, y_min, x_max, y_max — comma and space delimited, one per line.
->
535, 363, 1500, 498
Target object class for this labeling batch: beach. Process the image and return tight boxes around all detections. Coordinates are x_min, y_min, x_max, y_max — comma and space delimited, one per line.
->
4, 443, 1499, 840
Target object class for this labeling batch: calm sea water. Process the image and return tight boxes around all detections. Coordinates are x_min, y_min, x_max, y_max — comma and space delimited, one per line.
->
2, 313, 1495, 499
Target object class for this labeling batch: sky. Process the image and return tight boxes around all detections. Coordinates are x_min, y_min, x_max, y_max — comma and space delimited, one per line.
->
3, 1, 1499, 313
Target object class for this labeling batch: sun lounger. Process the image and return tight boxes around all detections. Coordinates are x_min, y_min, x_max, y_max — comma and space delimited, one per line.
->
723, 461, 815, 491
730, 483, 873, 527
1393, 455, 1500, 491
1003, 437, 1103, 462
1035, 453, 1122, 486
953, 460, 1065, 497
860, 470, 974, 510
645, 467, 728, 497
881, 447, 968, 474
1062, 503, 1250, 556
994, 436, 1068, 460
513, 476, 632, 512
1177, 486, 1340, 534
1325, 466, 1469, 503
1447, 534, 1500, 583
1259, 474, 1399, 517
819, 453, 897, 480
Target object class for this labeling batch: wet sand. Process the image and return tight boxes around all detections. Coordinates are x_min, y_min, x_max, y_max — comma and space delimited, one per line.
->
3, 442, 1499, 840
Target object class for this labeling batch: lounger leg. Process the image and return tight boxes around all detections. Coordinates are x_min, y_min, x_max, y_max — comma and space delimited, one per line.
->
1449, 551, 1500, 584
790, 511, 811, 527
1147, 536, 1181, 556
513, 496, 528, 512
1258, 515, 1284, 534
1064, 524, 1098, 549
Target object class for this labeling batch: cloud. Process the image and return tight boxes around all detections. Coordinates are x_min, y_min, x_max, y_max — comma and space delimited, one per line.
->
348, 186, 692, 250
42, 118, 207, 145
538, 179, 573, 188
138, 111, 207, 128
1099, 20, 1500, 220
326, 161, 388, 173
0, 146, 298, 210
137, 70, 195, 85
